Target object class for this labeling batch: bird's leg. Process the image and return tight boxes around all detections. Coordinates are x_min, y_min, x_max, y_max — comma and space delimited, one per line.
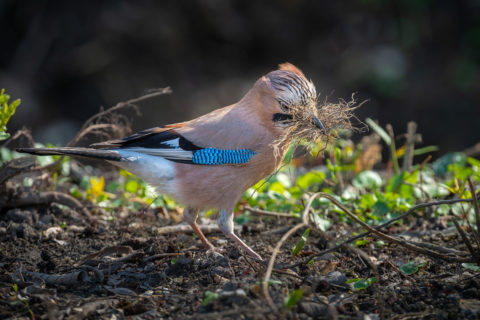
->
183, 207, 215, 250
218, 209, 263, 261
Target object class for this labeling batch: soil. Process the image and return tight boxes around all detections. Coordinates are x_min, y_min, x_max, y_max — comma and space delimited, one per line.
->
1, 185, 479, 319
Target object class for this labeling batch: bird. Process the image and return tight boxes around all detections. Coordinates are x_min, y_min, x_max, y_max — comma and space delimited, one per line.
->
17, 63, 326, 261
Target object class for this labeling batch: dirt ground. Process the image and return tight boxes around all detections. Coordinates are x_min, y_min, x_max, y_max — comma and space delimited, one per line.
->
1, 186, 480, 320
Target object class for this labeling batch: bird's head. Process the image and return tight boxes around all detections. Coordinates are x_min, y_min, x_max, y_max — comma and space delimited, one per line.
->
266, 63, 323, 132
246, 63, 361, 155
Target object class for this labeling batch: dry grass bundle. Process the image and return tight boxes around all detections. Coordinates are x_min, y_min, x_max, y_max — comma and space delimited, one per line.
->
273, 94, 365, 157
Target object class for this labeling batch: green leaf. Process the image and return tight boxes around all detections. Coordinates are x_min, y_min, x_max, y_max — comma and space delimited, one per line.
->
400, 261, 427, 275
371, 201, 390, 218
311, 214, 332, 231
335, 147, 342, 163
234, 212, 251, 225
353, 170, 383, 190
276, 173, 292, 188
125, 180, 139, 193
0, 89, 21, 131
413, 145, 439, 156
365, 118, 391, 145
432, 152, 466, 176
296, 171, 325, 190
386, 173, 406, 192
462, 263, 480, 272
467, 157, 480, 169
358, 194, 377, 211
292, 228, 310, 256
346, 277, 363, 284
326, 158, 337, 182
0, 131, 10, 141
268, 181, 286, 194
353, 277, 377, 290
107, 181, 121, 192
374, 240, 386, 247
202, 291, 220, 306
355, 239, 368, 247
284, 289, 304, 309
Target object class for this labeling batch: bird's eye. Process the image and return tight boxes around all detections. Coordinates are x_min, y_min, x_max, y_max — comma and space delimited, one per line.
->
272, 113, 293, 122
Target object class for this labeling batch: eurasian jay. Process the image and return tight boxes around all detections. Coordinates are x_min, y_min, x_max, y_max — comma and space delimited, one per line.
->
18, 63, 326, 261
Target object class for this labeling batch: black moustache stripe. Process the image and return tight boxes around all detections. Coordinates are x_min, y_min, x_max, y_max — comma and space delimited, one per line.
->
273, 113, 293, 122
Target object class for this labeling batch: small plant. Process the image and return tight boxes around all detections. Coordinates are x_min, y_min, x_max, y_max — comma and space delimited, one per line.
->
292, 228, 310, 256
11, 283, 34, 319
284, 289, 304, 309
461, 263, 480, 272
400, 261, 427, 275
202, 290, 219, 306
347, 277, 377, 290
0, 89, 21, 141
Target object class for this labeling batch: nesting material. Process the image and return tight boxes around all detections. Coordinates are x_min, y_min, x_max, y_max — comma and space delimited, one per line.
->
272, 94, 365, 157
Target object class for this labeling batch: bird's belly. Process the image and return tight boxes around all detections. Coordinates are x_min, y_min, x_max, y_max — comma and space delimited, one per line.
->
174, 160, 277, 211
108, 151, 178, 197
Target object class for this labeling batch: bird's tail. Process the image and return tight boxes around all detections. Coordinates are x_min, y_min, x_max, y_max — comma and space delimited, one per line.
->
16, 147, 122, 161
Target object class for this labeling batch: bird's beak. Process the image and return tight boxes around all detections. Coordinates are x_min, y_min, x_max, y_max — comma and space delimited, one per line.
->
313, 116, 326, 132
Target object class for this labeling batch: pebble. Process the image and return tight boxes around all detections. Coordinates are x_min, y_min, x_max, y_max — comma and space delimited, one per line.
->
459, 299, 480, 317
299, 302, 337, 319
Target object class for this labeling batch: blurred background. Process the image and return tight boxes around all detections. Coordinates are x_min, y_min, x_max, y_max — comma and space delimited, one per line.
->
1, 0, 479, 155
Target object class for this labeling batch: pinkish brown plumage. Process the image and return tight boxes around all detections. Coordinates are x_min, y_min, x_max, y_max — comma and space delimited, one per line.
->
17, 63, 326, 260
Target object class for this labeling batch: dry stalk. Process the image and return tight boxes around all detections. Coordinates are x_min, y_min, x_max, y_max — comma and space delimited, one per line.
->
244, 206, 293, 218
312, 193, 474, 262
27, 87, 172, 173
272, 94, 366, 157
289, 195, 480, 268
450, 215, 480, 263
262, 192, 319, 311
467, 177, 480, 240
402, 121, 418, 172
4, 191, 93, 223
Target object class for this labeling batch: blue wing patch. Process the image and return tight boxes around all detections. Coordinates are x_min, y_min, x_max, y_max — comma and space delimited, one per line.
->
192, 148, 255, 165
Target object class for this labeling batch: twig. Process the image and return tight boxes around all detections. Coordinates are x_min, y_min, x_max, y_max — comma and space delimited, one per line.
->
450, 214, 480, 263
463, 142, 480, 157
292, 195, 480, 267
467, 178, 480, 240
245, 206, 293, 218
386, 124, 400, 174
1, 128, 34, 148
24, 270, 88, 287
143, 253, 184, 262
155, 224, 240, 235
402, 121, 418, 172
5, 88, 172, 178
0, 157, 36, 187
79, 245, 134, 263
262, 192, 317, 311
4, 191, 94, 223
403, 239, 470, 256
315, 193, 473, 261
80, 87, 171, 131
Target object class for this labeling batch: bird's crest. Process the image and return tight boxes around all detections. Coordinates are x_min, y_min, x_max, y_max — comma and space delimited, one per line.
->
267, 63, 363, 157
267, 63, 317, 111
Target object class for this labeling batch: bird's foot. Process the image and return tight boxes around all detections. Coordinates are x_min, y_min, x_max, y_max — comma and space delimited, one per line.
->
206, 246, 226, 257
228, 233, 263, 261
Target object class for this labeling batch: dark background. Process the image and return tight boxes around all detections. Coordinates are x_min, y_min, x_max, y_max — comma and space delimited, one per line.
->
1, 0, 479, 154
